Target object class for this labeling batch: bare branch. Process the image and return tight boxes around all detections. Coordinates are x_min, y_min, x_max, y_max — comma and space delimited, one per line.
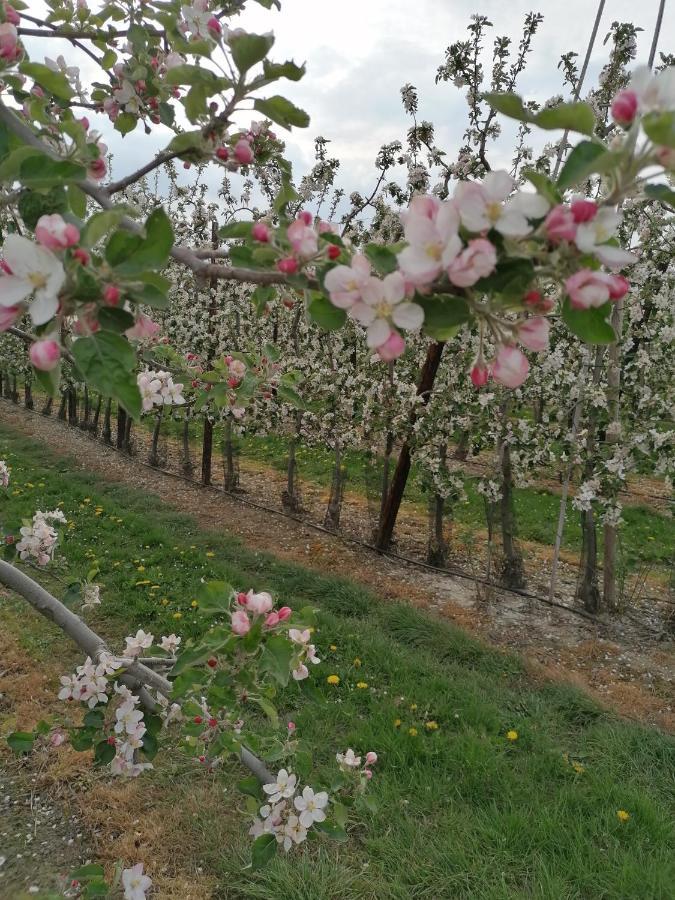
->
107, 150, 185, 195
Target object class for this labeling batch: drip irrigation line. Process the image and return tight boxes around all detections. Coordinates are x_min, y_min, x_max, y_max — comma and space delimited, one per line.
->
4, 399, 666, 636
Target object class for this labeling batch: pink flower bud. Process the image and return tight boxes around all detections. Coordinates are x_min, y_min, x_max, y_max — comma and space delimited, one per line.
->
207, 15, 221, 35
79, 116, 90, 131
49, 730, 66, 747
233, 139, 254, 165
0, 305, 20, 331
566, 269, 617, 310
365, 751, 378, 765
364, 768, 373, 780
72, 248, 90, 266
517, 317, 550, 352
264, 611, 280, 628
544, 205, 576, 243
103, 284, 120, 306
287, 721, 296, 732
492, 345, 529, 389
3, 3, 20, 26
277, 606, 292, 621
297, 210, 313, 226
376, 331, 406, 362
125, 314, 160, 341
611, 89, 638, 127
231, 608, 251, 636
570, 199, 597, 224
0, 22, 19, 61
215, 147, 229, 161
30, 339, 61, 371
236, 591, 248, 605
88, 157, 107, 181
277, 256, 298, 275
470, 362, 490, 387
252, 222, 270, 243
35, 214, 80, 251
607, 274, 630, 300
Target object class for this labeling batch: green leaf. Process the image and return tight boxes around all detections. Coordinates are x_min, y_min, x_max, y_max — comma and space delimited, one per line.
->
483, 92, 531, 122
642, 110, 675, 149
164, 64, 229, 88
84, 709, 105, 729
474, 258, 535, 301
70, 728, 95, 751
237, 775, 263, 798
94, 739, 116, 765
332, 801, 349, 829
19, 156, 86, 188
219, 220, 254, 240
18, 186, 67, 229
252, 284, 275, 315
562, 297, 616, 344
69, 185, 88, 218
521, 169, 561, 206
20, 61, 74, 100
307, 293, 346, 331
259, 634, 293, 686
196, 580, 233, 615
257, 58, 305, 86
184, 83, 209, 123
81, 209, 128, 247
7, 731, 35, 755
71, 330, 142, 420
141, 731, 158, 759
364, 243, 398, 275
644, 183, 675, 210
252, 695, 279, 727
251, 833, 276, 869
535, 102, 596, 136
556, 141, 614, 190
171, 645, 217, 676
418, 294, 471, 340
276, 385, 305, 409
314, 820, 349, 841
69, 865, 106, 881
114, 112, 137, 135
230, 32, 274, 74
33, 364, 61, 399
97, 308, 135, 334
113, 207, 174, 275
166, 130, 204, 155
253, 95, 309, 130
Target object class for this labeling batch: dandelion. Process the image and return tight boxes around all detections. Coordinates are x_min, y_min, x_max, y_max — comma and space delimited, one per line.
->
353, 657, 362, 667
137, 565, 145, 572
173, 612, 183, 620
425, 720, 439, 731
408, 727, 418, 737
617, 809, 630, 823
394, 719, 401, 728
191, 600, 198, 608
572, 762, 585, 774
327, 675, 340, 685
206, 551, 215, 557
410, 703, 417, 711
356, 681, 368, 689
329, 644, 337, 651
506, 730, 518, 741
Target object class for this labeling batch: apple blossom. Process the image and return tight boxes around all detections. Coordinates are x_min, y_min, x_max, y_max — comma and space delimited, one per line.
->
159, 634, 181, 653
376, 330, 406, 361
126, 314, 160, 341
324, 253, 372, 309
565, 269, 627, 309
336, 748, 361, 769
350, 271, 424, 349
492, 345, 529, 388
517, 317, 550, 352
447, 238, 497, 287
544, 205, 577, 243
121, 863, 152, 900
252, 221, 270, 242
233, 138, 254, 165
294, 786, 328, 827
454, 170, 548, 237
245, 590, 274, 615
103, 284, 120, 306
231, 608, 251, 635
574, 207, 636, 268
35, 214, 80, 251
3, 3, 19, 26
0, 235, 65, 325
292, 662, 309, 680
263, 768, 297, 803
396, 195, 462, 286
29, 339, 61, 371
629, 65, 675, 114
365, 751, 378, 765
0, 22, 20, 61
124, 629, 154, 657
287, 216, 318, 257
0, 304, 20, 331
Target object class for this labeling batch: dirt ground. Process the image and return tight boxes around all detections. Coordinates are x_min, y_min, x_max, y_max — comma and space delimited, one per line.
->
1, 400, 673, 734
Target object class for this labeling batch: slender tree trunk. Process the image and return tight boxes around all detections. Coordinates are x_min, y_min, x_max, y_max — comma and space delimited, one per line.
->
57, 392, 67, 420
41, 396, 53, 417
123, 414, 133, 454
67, 387, 78, 426
11, 374, 18, 403
427, 445, 448, 566
79, 385, 91, 431
91, 394, 102, 434
497, 400, 525, 589
0, 371, 3, 397
282, 411, 303, 514
603, 299, 624, 610
148, 406, 164, 467
24, 376, 33, 410
102, 397, 113, 445
376, 432, 395, 538
222, 417, 239, 491
201, 418, 214, 485
376, 341, 445, 551
116, 405, 126, 449
181, 412, 193, 478
453, 430, 470, 461
324, 442, 346, 531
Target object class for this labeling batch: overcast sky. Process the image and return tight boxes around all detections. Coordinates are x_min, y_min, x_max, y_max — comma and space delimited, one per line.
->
26, 1, 672, 207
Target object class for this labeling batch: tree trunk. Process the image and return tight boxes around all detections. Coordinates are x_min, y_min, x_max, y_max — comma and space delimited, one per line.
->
79, 385, 91, 431
602, 298, 624, 611
324, 443, 346, 531
497, 400, 525, 589
181, 413, 194, 478
11, 373, 18, 403
375, 341, 445, 551
57, 392, 67, 420
116, 405, 126, 449
41, 396, 53, 417
67, 387, 78, 427
24, 376, 33, 410
123, 414, 133, 454
222, 417, 239, 491
102, 397, 113, 444
201, 418, 214, 485
148, 406, 163, 467
282, 412, 303, 514
91, 394, 102, 434
453, 430, 470, 461
427, 445, 448, 566
578, 508, 600, 613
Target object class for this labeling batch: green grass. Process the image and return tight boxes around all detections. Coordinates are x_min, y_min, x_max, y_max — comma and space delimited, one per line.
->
1, 424, 674, 899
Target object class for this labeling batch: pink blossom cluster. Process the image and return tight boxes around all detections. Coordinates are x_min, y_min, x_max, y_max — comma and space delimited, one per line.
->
16, 508, 66, 565
231, 589, 292, 635
336, 747, 378, 781
287, 627, 321, 681
251, 769, 329, 851
137, 368, 186, 412
58, 651, 122, 708
111, 684, 154, 777
0, 4, 21, 65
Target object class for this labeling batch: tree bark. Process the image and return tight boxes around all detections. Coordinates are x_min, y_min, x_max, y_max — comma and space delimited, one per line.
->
123, 414, 133, 454
324, 442, 346, 531
79, 385, 91, 431
181, 412, 193, 478
201, 418, 214, 485
375, 341, 445, 551
67, 387, 78, 426
499, 437, 525, 589
282, 411, 303, 514
24, 376, 33, 410
222, 417, 239, 491
57, 392, 67, 420
148, 406, 164, 468
41, 396, 53, 417
116, 405, 126, 449
602, 298, 624, 610
102, 397, 113, 444
91, 394, 102, 434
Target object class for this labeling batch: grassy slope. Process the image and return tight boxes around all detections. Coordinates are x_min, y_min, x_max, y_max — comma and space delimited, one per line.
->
1, 425, 673, 900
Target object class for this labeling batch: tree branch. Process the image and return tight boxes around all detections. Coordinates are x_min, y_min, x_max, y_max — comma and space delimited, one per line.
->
107, 150, 185, 195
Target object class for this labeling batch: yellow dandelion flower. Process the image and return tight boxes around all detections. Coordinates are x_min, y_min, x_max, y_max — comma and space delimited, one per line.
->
617, 810, 630, 823
356, 681, 368, 689
408, 727, 418, 737
394, 718, 402, 728
425, 721, 439, 731
25, 482, 34, 488
172, 612, 183, 620
137, 565, 145, 572
327, 675, 340, 685
329, 644, 337, 651
410, 703, 417, 711
206, 551, 215, 558
161, 599, 169, 606
353, 657, 362, 667
506, 730, 518, 741
572, 762, 585, 774
191, 600, 199, 608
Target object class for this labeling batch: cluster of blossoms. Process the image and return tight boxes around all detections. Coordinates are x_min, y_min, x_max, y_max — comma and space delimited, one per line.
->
16, 508, 66, 565
250, 768, 329, 852
336, 747, 379, 781
58, 651, 123, 709
137, 368, 186, 412
250, 209, 342, 276
287, 627, 320, 681
0, 2, 22, 66
81, 581, 101, 610
110, 685, 154, 777
231, 589, 293, 635
0, 458, 9, 488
